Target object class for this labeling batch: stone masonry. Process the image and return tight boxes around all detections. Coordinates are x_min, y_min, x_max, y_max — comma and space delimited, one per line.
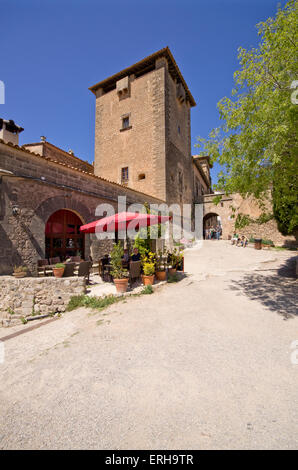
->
91, 47, 196, 207
0, 276, 86, 327
0, 140, 164, 275
203, 192, 297, 246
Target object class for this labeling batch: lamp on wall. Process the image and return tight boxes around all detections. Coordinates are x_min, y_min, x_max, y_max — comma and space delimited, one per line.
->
12, 205, 20, 216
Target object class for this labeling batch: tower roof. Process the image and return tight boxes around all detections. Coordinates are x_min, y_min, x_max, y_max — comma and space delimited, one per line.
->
193, 154, 213, 168
89, 47, 196, 107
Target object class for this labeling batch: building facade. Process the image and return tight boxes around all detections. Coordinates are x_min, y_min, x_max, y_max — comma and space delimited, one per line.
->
0, 47, 294, 278
0, 136, 164, 275
90, 47, 198, 206
0, 48, 215, 276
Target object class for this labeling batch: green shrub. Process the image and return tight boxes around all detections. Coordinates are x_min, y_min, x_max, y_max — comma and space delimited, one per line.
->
55, 263, 65, 268
168, 248, 183, 269
133, 234, 150, 258
110, 242, 128, 279
142, 251, 156, 276
13, 266, 28, 273
248, 237, 274, 246
67, 294, 123, 312
141, 285, 153, 295
262, 239, 274, 246
66, 295, 85, 311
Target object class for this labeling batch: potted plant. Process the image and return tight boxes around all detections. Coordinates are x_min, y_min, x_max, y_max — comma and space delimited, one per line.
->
53, 263, 65, 278
142, 252, 155, 285
168, 248, 183, 275
110, 242, 129, 293
155, 249, 167, 281
13, 266, 28, 278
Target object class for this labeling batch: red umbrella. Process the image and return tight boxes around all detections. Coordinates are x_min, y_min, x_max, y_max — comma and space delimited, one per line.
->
80, 212, 171, 234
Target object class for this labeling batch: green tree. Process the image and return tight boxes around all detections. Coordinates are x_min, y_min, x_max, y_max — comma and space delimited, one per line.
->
196, 0, 298, 235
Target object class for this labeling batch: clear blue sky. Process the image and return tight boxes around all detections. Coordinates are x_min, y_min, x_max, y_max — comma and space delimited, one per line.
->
1, 0, 286, 184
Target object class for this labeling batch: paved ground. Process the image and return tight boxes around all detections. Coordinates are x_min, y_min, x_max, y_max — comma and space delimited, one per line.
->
0, 241, 297, 449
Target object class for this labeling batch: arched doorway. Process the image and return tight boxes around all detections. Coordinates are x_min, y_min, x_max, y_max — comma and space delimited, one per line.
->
45, 209, 85, 260
203, 212, 222, 239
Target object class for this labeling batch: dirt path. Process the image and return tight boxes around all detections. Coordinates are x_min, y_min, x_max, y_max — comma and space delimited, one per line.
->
0, 242, 297, 449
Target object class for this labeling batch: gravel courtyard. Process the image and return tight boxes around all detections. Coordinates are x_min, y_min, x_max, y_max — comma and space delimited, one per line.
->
0, 241, 297, 449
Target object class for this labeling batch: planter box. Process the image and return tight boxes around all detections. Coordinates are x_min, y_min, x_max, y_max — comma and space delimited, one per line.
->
114, 278, 128, 293
13, 272, 27, 278
156, 271, 166, 281
142, 274, 155, 286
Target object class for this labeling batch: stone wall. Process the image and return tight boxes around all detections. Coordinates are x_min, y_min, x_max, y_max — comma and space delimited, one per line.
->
93, 58, 196, 206
94, 67, 163, 198
89, 237, 114, 260
203, 193, 297, 247
0, 276, 86, 327
24, 141, 94, 174
0, 141, 164, 275
165, 68, 194, 208
166, 142, 194, 207
193, 164, 209, 197
237, 220, 298, 247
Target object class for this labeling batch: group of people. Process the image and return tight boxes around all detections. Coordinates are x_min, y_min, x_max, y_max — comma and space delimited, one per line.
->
204, 226, 222, 240
231, 233, 248, 247
122, 247, 141, 264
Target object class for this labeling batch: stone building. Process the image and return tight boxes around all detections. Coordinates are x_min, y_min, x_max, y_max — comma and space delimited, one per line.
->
203, 192, 297, 246
0, 47, 214, 276
90, 47, 198, 206
0, 47, 295, 278
193, 155, 212, 201
0, 131, 164, 275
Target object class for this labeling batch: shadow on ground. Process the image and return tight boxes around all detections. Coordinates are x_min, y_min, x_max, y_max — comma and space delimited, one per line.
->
229, 256, 298, 320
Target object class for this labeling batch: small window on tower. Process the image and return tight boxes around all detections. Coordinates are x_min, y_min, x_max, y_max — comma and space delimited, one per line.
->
121, 167, 129, 184
178, 125, 181, 134
138, 173, 145, 180
122, 116, 129, 129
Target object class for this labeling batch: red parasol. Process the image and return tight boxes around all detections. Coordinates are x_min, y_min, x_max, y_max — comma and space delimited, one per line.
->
80, 212, 171, 234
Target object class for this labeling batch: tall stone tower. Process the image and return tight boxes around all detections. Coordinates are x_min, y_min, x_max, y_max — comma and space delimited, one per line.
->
89, 47, 196, 205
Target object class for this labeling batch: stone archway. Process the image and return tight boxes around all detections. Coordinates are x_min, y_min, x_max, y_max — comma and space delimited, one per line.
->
203, 212, 222, 239
45, 209, 85, 260
35, 195, 92, 226
203, 193, 235, 240
34, 195, 93, 261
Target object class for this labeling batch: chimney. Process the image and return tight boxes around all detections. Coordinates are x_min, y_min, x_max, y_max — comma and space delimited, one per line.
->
0, 119, 24, 145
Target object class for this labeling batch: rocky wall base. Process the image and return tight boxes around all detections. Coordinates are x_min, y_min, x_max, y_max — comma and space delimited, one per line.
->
0, 277, 86, 327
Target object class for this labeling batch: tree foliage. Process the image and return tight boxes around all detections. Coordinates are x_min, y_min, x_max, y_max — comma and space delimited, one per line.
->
196, 0, 298, 234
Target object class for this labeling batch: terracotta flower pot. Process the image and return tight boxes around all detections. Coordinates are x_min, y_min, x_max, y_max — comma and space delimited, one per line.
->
13, 272, 27, 278
142, 274, 155, 286
114, 278, 128, 293
53, 267, 65, 278
168, 268, 177, 275
155, 270, 166, 281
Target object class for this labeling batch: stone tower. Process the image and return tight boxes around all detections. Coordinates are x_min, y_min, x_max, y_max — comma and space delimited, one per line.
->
89, 47, 196, 205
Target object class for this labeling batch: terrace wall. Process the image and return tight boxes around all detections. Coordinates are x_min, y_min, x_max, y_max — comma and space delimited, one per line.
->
0, 276, 86, 327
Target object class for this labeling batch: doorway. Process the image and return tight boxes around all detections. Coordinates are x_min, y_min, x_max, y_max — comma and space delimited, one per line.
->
45, 209, 85, 260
